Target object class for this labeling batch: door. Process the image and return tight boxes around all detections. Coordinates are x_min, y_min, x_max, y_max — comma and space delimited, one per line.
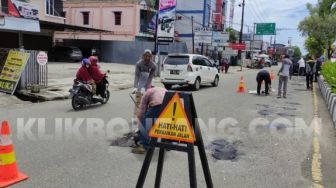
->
203, 58, 217, 82
198, 57, 211, 82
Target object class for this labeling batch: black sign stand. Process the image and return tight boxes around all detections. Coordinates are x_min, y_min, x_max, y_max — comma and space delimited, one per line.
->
135, 91, 213, 188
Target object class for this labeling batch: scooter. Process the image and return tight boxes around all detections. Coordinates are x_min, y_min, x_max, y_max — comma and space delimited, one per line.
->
69, 76, 110, 110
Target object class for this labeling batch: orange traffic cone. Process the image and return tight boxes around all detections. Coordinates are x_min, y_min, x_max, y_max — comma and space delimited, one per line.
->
237, 76, 246, 93
270, 70, 275, 80
0, 120, 28, 188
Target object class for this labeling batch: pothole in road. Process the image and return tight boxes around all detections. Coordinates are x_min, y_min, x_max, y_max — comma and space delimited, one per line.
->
48, 88, 62, 92
258, 109, 273, 116
266, 123, 294, 130
256, 104, 271, 108
109, 132, 137, 147
293, 88, 308, 92
276, 112, 296, 117
206, 139, 239, 161
282, 107, 297, 110
286, 102, 301, 105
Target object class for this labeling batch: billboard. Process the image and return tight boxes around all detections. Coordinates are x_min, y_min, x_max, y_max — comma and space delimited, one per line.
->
194, 30, 212, 44
7, 0, 39, 20
212, 32, 229, 46
157, 0, 176, 42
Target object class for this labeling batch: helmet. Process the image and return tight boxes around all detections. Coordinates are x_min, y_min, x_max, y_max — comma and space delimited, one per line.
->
89, 56, 98, 64
82, 58, 90, 67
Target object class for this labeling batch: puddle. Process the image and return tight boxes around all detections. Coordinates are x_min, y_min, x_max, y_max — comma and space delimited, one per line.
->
206, 139, 238, 160
109, 132, 138, 147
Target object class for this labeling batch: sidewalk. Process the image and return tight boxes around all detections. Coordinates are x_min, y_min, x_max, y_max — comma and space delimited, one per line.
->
16, 62, 161, 101
2, 62, 248, 104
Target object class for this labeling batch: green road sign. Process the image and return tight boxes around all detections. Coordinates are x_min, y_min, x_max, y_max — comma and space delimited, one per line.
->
256, 23, 276, 35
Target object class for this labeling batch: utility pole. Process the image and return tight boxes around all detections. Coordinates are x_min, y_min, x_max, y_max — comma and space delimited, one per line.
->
154, 0, 159, 55
250, 23, 256, 63
273, 31, 276, 62
191, 16, 195, 53
237, 0, 245, 71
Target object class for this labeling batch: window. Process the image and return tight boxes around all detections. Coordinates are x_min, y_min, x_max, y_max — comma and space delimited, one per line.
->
45, 0, 62, 16
114, 11, 122, 25
82, 12, 89, 25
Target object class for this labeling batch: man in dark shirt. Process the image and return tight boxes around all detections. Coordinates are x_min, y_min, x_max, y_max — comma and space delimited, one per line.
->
256, 69, 271, 95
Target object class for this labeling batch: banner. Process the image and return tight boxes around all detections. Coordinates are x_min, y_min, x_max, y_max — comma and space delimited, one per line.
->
157, 0, 176, 42
8, 0, 39, 20
0, 50, 30, 94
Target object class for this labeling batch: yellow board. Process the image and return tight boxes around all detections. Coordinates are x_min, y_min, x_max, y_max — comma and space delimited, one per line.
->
0, 50, 30, 94
149, 93, 196, 143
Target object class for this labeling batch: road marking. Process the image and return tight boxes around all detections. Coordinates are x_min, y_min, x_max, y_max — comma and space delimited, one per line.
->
311, 83, 324, 188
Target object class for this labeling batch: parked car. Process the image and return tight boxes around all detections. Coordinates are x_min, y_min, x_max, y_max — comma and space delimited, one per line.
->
49, 46, 82, 62
160, 54, 219, 90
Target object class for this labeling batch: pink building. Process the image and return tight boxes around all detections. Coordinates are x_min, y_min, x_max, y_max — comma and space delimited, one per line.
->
54, 0, 155, 42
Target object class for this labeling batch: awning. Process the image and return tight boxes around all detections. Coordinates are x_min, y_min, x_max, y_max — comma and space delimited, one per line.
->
39, 20, 107, 32
0, 16, 40, 32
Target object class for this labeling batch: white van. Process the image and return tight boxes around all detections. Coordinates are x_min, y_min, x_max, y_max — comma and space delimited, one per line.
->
160, 54, 219, 90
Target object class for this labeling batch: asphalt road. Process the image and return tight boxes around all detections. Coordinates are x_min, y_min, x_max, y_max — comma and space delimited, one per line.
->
1, 66, 336, 188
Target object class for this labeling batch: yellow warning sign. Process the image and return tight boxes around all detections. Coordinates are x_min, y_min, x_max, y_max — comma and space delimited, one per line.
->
149, 93, 196, 143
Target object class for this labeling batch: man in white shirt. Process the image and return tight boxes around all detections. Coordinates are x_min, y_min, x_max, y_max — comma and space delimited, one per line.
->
298, 57, 305, 76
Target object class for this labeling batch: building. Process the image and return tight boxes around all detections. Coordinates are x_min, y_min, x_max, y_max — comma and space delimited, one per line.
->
54, 0, 155, 42
0, 0, 100, 51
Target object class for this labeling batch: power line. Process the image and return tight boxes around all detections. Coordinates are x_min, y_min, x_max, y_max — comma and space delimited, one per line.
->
250, 0, 267, 22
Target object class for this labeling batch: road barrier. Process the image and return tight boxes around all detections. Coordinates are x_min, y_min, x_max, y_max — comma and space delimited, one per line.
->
317, 76, 336, 128
0, 120, 28, 187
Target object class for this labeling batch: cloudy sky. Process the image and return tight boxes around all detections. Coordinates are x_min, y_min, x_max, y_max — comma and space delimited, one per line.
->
231, 0, 318, 54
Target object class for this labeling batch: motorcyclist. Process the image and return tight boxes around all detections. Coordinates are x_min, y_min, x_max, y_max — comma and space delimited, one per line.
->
75, 58, 95, 94
88, 56, 107, 98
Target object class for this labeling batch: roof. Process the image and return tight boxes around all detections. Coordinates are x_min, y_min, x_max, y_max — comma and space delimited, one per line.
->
65, 0, 137, 3
39, 20, 108, 32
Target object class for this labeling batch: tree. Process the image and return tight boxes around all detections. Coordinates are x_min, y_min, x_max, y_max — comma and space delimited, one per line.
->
225, 28, 238, 43
304, 36, 324, 56
298, 1, 336, 59
292, 46, 302, 58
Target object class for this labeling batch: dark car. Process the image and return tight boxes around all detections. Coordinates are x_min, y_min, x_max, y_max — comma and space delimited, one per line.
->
49, 46, 82, 62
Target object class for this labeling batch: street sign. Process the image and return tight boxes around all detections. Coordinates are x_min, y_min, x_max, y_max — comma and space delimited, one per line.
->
256, 23, 276, 35
229, 43, 246, 50
36, 51, 48, 66
136, 91, 213, 188
194, 31, 212, 44
149, 93, 195, 143
212, 32, 229, 46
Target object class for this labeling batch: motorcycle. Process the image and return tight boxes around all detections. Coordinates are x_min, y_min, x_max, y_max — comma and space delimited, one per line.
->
69, 76, 110, 110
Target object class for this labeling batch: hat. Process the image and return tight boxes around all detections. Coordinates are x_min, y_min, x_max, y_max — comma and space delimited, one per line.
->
143, 49, 152, 55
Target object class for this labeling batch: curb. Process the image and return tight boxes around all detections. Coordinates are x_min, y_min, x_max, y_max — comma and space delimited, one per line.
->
318, 76, 336, 128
